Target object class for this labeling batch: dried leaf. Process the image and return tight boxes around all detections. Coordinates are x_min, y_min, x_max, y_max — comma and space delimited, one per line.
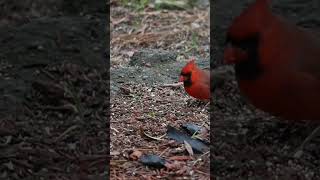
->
130, 150, 143, 160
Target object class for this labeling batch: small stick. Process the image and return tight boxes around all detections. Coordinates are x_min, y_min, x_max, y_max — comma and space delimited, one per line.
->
161, 82, 183, 87
159, 147, 170, 157
55, 125, 78, 142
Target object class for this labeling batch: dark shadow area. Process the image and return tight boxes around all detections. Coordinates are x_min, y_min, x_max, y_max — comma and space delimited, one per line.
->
0, 0, 109, 179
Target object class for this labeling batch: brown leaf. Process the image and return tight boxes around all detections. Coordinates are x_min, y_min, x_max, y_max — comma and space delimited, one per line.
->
129, 150, 143, 161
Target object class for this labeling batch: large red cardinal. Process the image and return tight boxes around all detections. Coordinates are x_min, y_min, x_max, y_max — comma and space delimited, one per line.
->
224, 0, 320, 121
179, 58, 210, 100
223, 0, 320, 154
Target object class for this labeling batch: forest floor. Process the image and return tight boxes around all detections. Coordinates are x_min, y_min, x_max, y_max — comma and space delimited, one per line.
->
0, 1, 108, 179
110, 0, 210, 179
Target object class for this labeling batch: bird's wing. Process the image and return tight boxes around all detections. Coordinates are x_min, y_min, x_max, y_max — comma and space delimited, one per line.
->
296, 30, 320, 80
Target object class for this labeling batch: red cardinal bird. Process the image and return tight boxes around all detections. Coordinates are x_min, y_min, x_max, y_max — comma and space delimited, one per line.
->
179, 58, 210, 100
223, 0, 320, 155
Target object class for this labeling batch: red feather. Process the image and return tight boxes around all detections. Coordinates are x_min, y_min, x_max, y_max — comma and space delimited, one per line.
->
179, 58, 210, 100
224, 0, 320, 121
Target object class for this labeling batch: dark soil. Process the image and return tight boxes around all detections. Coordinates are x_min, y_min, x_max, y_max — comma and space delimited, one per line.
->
212, 0, 320, 179
0, 1, 108, 179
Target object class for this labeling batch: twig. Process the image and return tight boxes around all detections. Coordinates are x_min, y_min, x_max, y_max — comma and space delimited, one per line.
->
192, 151, 209, 166
159, 147, 170, 157
140, 127, 166, 141
193, 169, 210, 176
55, 125, 78, 142
142, 131, 166, 141
40, 69, 56, 80
111, 127, 119, 133
161, 82, 183, 87
191, 121, 207, 139
294, 125, 320, 158
111, 16, 129, 26
201, 102, 210, 112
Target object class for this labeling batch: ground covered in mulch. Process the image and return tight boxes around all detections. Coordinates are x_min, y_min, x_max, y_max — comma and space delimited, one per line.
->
111, 83, 209, 179
0, 1, 108, 179
1, 63, 109, 179
110, 0, 210, 179
1, 63, 108, 179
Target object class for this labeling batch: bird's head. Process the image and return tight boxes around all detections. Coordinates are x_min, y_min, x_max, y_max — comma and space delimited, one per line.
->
179, 58, 197, 86
224, 0, 272, 65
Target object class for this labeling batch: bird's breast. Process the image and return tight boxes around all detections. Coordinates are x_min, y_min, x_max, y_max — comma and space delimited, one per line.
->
185, 82, 210, 100
237, 71, 320, 121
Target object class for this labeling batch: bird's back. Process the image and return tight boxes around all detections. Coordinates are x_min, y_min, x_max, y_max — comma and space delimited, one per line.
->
224, 0, 320, 121
240, 14, 320, 121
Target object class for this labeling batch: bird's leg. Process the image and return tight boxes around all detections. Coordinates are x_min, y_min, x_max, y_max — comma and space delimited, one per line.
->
294, 124, 320, 158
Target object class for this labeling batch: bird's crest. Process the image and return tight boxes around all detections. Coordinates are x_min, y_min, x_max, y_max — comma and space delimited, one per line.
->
181, 58, 197, 73
227, 0, 272, 41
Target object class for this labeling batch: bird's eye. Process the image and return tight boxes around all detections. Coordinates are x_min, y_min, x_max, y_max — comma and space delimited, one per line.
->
181, 72, 191, 79
226, 34, 259, 52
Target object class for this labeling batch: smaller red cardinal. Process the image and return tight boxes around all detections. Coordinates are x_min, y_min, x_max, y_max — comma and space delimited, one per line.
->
179, 58, 210, 100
